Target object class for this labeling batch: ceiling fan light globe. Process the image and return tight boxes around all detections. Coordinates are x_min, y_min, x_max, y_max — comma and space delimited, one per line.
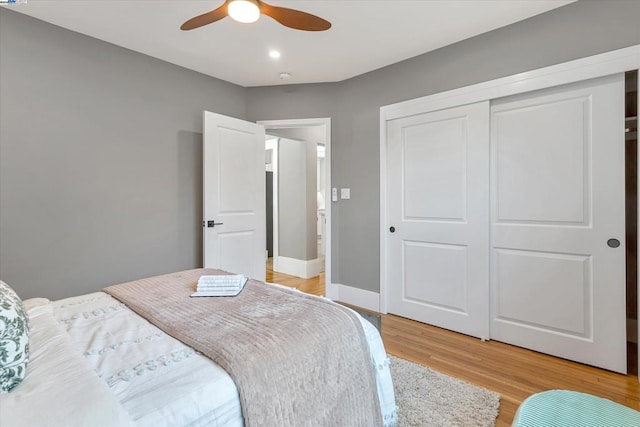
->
228, 0, 261, 24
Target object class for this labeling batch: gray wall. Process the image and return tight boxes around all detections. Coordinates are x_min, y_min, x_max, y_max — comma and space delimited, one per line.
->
275, 138, 308, 260
247, 0, 640, 293
0, 9, 247, 299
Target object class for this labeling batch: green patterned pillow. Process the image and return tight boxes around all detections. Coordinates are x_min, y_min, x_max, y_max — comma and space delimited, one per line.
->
0, 280, 29, 393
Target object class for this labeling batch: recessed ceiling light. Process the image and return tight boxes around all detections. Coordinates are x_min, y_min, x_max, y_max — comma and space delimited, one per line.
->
269, 50, 281, 59
279, 72, 292, 80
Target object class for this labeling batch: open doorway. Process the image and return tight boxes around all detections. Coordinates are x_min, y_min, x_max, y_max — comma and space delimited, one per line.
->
260, 118, 331, 296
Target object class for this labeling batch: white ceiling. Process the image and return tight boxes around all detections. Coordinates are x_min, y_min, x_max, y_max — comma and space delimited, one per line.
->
6, 0, 575, 87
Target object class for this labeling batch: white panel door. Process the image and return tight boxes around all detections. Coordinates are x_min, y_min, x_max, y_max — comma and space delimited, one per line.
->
203, 111, 266, 282
490, 74, 626, 373
386, 101, 490, 339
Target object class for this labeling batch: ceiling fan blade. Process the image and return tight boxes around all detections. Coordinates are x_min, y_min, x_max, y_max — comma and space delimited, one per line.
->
181, 2, 229, 31
260, 2, 331, 31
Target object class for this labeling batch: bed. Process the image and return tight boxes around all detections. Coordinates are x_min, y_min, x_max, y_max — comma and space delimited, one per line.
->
0, 269, 397, 426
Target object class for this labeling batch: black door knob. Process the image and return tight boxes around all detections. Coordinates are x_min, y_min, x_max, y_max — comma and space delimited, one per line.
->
607, 238, 620, 248
389, 226, 395, 233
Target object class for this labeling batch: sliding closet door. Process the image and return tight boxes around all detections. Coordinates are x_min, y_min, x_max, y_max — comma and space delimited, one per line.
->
386, 101, 490, 339
490, 74, 626, 373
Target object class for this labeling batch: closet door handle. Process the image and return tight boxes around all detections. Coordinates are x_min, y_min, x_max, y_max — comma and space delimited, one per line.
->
389, 226, 396, 233
607, 238, 620, 248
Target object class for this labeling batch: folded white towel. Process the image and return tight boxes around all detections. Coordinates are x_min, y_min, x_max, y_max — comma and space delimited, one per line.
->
197, 281, 241, 287
192, 276, 248, 298
197, 286, 242, 291
198, 275, 245, 282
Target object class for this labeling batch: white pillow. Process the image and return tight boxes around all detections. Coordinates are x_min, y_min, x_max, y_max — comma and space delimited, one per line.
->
0, 280, 29, 393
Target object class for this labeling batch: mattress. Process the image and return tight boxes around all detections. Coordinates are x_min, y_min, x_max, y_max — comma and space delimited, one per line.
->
48, 285, 396, 426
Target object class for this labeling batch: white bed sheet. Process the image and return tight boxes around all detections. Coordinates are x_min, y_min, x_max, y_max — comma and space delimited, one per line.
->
50, 286, 397, 426
0, 298, 134, 427
53, 292, 243, 427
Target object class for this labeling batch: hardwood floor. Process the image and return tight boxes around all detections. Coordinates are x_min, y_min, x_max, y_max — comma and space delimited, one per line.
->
266, 264, 640, 425
266, 258, 325, 296
383, 315, 639, 426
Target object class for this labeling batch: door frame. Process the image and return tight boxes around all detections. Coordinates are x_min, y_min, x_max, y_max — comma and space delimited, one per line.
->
635, 67, 639, 380
258, 118, 332, 287
265, 136, 278, 263
379, 45, 640, 358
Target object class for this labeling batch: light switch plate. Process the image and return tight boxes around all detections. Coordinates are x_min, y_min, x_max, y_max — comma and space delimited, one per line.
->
341, 188, 351, 199
332, 188, 338, 202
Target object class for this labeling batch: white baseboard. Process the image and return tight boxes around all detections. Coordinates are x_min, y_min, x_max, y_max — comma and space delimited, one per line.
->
325, 282, 340, 300
275, 256, 324, 279
307, 257, 324, 278
329, 283, 380, 312
628, 318, 638, 344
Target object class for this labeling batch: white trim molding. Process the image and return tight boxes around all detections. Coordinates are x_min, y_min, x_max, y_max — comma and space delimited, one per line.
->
380, 44, 640, 316
381, 45, 640, 121
265, 137, 279, 270
329, 283, 381, 313
276, 256, 324, 279
636, 65, 640, 380
325, 282, 340, 300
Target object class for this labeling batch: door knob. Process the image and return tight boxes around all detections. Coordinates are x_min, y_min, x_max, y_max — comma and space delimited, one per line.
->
607, 238, 620, 248
389, 226, 395, 233
206, 220, 224, 228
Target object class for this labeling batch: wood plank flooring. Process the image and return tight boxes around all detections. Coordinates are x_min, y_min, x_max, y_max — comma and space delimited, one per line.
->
266, 263, 640, 426
266, 258, 325, 296
383, 315, 639, 426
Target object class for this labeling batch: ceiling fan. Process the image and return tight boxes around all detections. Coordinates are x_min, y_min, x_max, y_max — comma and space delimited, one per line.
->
181, 0, 332, 32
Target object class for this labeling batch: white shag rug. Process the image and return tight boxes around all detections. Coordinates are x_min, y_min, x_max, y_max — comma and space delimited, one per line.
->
390, 355, 500, 427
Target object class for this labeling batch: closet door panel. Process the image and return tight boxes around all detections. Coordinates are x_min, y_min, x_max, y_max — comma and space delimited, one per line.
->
386, 101, 490, 339
402, 117, 467, 221
494, 249, 591, 336
494, 96, 588, 224
490, 74, 626, 373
